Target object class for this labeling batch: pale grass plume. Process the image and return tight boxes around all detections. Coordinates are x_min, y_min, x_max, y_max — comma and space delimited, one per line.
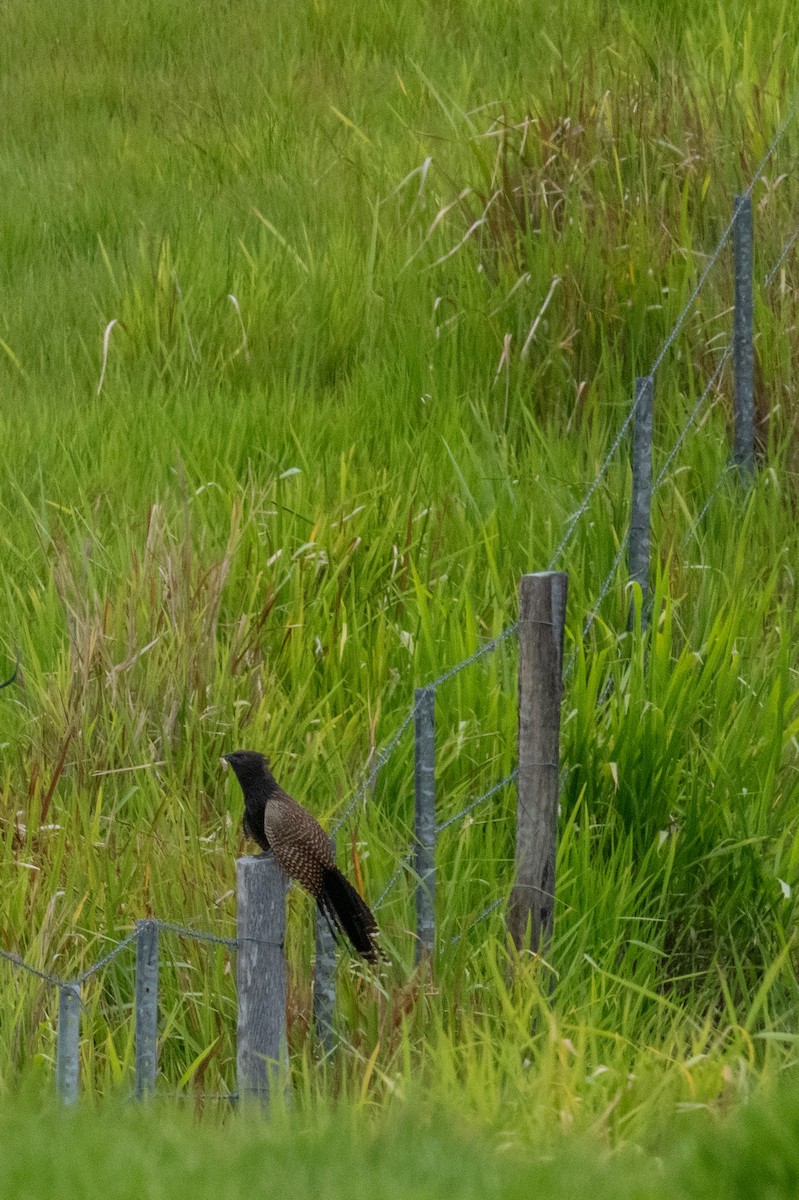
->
96, 318, 120, 396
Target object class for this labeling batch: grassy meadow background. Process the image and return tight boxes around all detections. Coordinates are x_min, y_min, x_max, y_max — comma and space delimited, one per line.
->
1, 0, 799, 1192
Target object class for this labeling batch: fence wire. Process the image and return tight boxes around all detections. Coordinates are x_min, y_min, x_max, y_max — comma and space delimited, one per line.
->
326, 97, 799, 832
435, 768, 519, 835
75, 929, 140, 984
765, 223, 799, 288
0, 946, 63, 988
332, 701, 416, 834
0, 915, 284, 994
451, 897, 505, 944
680, 222, 799, 541
438, 196, 799, 927
374, 769, 520, 910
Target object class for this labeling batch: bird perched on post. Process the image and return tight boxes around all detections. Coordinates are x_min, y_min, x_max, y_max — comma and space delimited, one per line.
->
222, 749, 381, 963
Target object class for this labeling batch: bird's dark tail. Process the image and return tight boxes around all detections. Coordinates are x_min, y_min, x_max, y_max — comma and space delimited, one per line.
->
319, 866, 381, 963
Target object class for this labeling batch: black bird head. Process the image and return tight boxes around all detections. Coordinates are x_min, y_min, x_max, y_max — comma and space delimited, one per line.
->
221, 749, 270, 784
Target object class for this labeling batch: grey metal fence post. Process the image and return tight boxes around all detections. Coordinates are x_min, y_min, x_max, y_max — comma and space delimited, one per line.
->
733, 193, 755, 479
56, 983, 81, 1104
313, 835, 337, 1053
236, 854, 287, 1104
135, 919, 159, 1098
508, 572, 568, 954
414, 686, 436, 961
629, 375, 654, 623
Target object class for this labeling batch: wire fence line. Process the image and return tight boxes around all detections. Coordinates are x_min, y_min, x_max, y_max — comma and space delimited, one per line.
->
676, 225, 799, 543
682, 466, 737, 549
376, 136, 799, 934
540, 201, 799, 681
331, 701, 416, 834
451, 897, 504, 944
73, 929, 140, 985
451, 206, 798, 920
373, 769, 520, 911
326, 103, 799, 835
0, 946, 64, 988
764, 222, 799, 288
435, 768, 519, 836
641, 87, 798, 382
0, 916, 290, 994
422, 621, 520, 691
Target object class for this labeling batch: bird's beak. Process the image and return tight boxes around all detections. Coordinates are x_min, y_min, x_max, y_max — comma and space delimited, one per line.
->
220, 755, 230, 770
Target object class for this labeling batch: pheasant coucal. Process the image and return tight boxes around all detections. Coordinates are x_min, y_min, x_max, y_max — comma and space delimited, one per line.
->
222, 750, 381, 962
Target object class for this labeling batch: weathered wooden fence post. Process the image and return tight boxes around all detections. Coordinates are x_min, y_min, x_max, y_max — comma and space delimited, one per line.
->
135, 919, 159, 1099
733, 193, 755, 479
236, 854, 287, 1103
313, 835, 337, 1053
414, 686, 436, 962
56, 983, 81, 1104
629, 375, 654, 623
508, 572, 568, 954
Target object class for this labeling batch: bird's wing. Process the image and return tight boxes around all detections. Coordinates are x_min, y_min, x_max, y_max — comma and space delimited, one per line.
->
263, 792, 335, 896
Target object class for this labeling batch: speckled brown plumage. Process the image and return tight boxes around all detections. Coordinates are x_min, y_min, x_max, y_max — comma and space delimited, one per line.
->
223, 749, 380, 962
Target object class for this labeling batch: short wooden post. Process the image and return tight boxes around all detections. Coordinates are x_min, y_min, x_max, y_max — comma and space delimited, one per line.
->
313, 835, 337, 1053
508, 572, 568, 954
135, 920, 159, 1098
629, 375, 654, 623
56, 983, 81, 1104
236, 854, 288, 1103
414, 686, 436, 961
733, 193, 755, 479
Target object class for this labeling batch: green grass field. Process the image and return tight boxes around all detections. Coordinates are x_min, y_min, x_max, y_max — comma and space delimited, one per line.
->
4, 1078, 799, 1200
1, 0, 799, 1193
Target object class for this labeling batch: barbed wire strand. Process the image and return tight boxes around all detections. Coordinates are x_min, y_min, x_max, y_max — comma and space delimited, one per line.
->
451, 897, 505, 944
331, 701, 416, 834
0, 947, 64, 988
547, 377, 648, 571
154, 918, 286, 949
682, 466, 736, 549
764, 223, 799, 288
150, 919, 239, 950
374, 769, 520, 910
374, 848, 415, 911
418, 98, 799, 694
681, 227, 799, 543
644, 92, 799, 376
75, 929, 140, 984
656, 349, 732, 489
435, 768, 519, 835
424, 621, 520, 690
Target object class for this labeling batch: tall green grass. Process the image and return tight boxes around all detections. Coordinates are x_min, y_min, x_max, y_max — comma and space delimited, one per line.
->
7, 1072, 799, 1199
0, 0, 798, 1161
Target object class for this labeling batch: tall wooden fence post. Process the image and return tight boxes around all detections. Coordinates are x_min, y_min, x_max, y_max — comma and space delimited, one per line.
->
56, 983, 81, 1104
733, 193, 755, 480
414, 686, 436, 962
135, 919, 159, 1099
313, 835, 337, 1053
508, 572, 568, 954
629, 375, 654, 624
236, 854, 287, 1104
